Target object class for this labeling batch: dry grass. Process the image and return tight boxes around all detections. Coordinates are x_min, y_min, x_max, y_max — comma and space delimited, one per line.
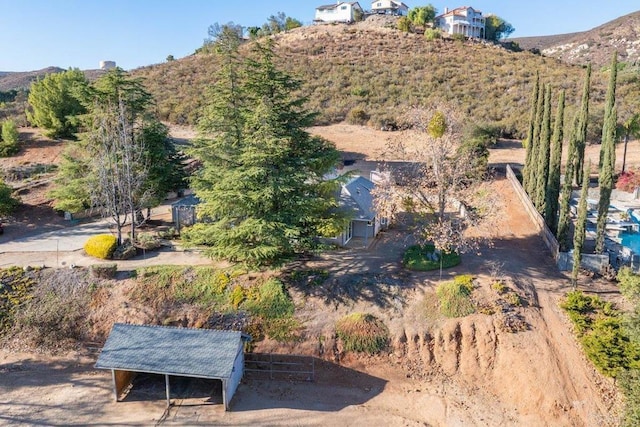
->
132, 22, 640, 140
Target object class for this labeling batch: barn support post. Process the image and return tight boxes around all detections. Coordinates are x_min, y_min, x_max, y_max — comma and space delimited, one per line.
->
111, 370, 118, 402
222, 379, 228, 410
165, 374, 171, 408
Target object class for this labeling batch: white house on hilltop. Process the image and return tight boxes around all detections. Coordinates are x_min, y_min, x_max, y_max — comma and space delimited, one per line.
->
371, 0, 409, 16
315, 2, 363, 23
435, 6, 485, 38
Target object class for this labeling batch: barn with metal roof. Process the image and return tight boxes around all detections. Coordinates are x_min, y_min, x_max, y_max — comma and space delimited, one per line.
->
95, 323, 250, 410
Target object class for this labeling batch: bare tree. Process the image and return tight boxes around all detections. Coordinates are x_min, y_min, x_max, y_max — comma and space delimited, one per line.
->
83, 69, 152, 245
372, 107, 498, 256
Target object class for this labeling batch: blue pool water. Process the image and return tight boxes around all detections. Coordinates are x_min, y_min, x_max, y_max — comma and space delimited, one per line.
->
621, 232, 640, 254
621, 210, 640, 254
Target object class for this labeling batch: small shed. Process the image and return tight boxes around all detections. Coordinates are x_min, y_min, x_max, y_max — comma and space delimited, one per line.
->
170, 195, 200, 232
95, 323, 250, 410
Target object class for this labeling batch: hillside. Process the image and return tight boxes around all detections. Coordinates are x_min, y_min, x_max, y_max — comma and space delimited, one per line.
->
132, 19, 640, 139
0, 67, 106, 91
514, 10, 640, 66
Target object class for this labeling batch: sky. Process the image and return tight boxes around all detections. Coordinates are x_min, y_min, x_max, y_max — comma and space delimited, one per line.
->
1, 0, 638, 72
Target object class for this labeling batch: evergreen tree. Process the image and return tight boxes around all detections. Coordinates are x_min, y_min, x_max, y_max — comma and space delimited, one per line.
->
595, 53, 618, 254
523, 72, 540, 192
0, 120, 20, 156
573, 63, 591, 185
26, 69, 88, 138
572, 161, 591, 286
0, 178, 19, 216
557, 116, 578, 251
185, 41, 343, 265
534, 85, 552, 212
526, 81, 545, 196
545, 90, 565, 233
48, 144, 91, 213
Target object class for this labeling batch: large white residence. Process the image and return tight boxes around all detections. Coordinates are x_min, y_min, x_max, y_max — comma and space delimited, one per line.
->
435, 6, 485, 38
315, 2, 363, 23
371, 0, 409, 16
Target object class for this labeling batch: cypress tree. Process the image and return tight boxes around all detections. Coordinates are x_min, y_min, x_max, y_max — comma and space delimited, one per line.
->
545, 90, 565, 233
526, 81, 545, 196
572, 161, 591, 286
523, 72, 540, 192
535, 84, 552, 212
574, 63, 591, 186
557, 116, 578, 251
595, 53, 618, 254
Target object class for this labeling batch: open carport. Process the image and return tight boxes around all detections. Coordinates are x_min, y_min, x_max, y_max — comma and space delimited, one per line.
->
95, 323, 250, 410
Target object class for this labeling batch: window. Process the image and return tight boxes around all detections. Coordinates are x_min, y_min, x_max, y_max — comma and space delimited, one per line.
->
341, 5, 347, 9
377, 2, 382, 6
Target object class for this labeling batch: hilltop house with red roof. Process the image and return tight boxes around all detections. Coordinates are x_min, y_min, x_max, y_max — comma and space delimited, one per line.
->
435, 6, 485, 38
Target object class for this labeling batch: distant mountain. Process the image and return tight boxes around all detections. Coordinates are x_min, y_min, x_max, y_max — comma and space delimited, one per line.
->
0, 67, 107, 91
513, 10, 640, 66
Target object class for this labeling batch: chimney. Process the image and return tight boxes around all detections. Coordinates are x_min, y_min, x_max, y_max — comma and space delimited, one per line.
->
444, 7, 449, 13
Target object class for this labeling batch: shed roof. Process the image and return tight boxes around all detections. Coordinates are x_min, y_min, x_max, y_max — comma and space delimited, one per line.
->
95, 323, 248, 379
340, 176, 376, 221
171, 194, 200, 208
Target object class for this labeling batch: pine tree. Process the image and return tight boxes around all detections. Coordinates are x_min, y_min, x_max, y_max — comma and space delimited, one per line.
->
186, 41, 343, 265
572, 161, 591, 286
545, 90, 565, 233
526, 81, 545, 196
573, 63, 591, 185
523, 72, 539, 192
595, 53, 618, 254
534, 85, 552, 212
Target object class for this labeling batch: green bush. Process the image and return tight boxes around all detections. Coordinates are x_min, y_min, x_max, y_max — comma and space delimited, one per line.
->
83, 234, 117, 259
561, 291, 640, 377
436, 276, 475, 317
346, 106, 370, 125
0, 120, 19, 157
620, 369, 640, 427
424, 28, 441, 41
403, 244, 461, 271
336, 312, 389, 354
618, 267, 640, 302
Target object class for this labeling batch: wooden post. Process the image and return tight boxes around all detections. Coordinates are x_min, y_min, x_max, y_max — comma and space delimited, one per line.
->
222, 379, 228, 410
165, 374, 171, 408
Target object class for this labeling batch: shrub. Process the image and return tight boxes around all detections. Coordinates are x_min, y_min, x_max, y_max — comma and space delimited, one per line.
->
229, 285, 245, 309
336, 312, 389, 354
424, 28, 441, 41
346, 106, 370, 125
84, 234, 117, 259
491, 281, 506, 294
403, 244, 461, 271
618, 267, 640, 302
0, 120, 19, 157
436, 277, 475, 317
504, 291, 522, 307
616, 170, 640, 193
0, 267, 35, 332
243, 278, 294, 319
89, 263, 117, 279
620, 369, 640, 427
112, 241, 137, 260
135, 232, 162, 250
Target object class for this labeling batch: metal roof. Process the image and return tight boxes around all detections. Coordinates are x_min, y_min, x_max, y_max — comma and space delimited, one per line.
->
95, 323, 248, 379
340, 176, 376, 221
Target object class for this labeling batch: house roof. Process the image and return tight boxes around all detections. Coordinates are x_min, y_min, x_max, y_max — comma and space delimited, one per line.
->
171, 194, 200, 208
340, 176, 376, 221
371, 0, 408, 9
316, 2, 361, 11
436, 6, 482, 19
95, 323, 249, 379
